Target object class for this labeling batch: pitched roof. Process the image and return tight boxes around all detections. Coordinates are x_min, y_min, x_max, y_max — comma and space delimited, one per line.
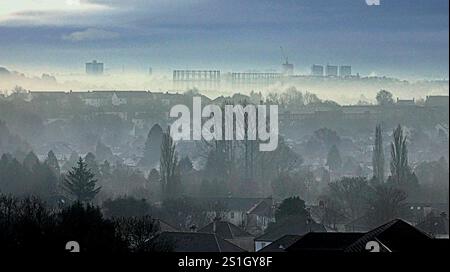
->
150, 231, 246, 252
199, 197, 266, 212
154, 219, 180, 233
248, 198, 274, 218
308, 205, 349, 226
259, 235, 302, 252
255, 218, 326, 242
198, 220, 253, 239
344, 219, 432, 252
286, 232, 363, 252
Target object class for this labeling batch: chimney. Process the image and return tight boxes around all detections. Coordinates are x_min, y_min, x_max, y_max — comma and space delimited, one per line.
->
189, 224, 197, 232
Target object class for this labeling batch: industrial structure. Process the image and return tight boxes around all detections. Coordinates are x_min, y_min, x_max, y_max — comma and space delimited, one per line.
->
172, 70, 221, 90
311, 65, 324, 77
339, 65, 352, 77
85, 60, 104, 75
326, 65, 338, 77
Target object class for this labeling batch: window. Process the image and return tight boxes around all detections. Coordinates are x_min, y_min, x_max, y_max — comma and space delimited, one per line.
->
230, 212, 235, 219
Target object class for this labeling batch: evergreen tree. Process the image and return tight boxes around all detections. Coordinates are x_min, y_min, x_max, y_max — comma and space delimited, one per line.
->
140, 124, 163, 167
62, 151, 79, 172
33, 161, 58, 199
99, 160, 112, 178
64, 157, 101, 203
372, 124, 385, 183
160, 128, 180, 200
23, 151, 39, 171
45, 150, 60, 176
84, 152, 100, 178
326, 145, 342, 172
390, 125, 409, 185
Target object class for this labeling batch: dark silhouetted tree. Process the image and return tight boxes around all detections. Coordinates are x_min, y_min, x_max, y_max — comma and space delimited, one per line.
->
102, 196, 152, 218
57, 202, 126, 253
23, 151, 39, 171
64, 157, 101, 203
274, 196, 310, 222
84, 152, 100, 178
367, 185, 407, 226
372, 124, 385, 183
140, 124, 163, 167
376, 89, 394, 106
45, 150, 60, 176
62, 151, 79, 172
389, 125, 416, 188
329, 177, 370, 220
160, 129, 180, 200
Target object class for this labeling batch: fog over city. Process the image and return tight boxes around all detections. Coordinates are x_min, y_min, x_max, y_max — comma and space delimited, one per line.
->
0, 0, 448, 257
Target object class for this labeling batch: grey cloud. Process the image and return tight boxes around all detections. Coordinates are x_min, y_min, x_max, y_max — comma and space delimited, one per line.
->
62, 28, 120, 41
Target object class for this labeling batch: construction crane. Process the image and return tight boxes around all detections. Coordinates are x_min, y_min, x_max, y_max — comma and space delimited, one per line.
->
280, 46, 294, 76
280, 46, 289, 64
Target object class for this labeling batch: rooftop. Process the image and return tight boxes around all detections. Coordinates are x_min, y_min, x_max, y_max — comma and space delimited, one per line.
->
149, 231, 246, 252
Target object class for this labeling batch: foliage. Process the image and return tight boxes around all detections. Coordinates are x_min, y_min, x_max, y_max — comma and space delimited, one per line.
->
274, 196, 310, 222
328, 176, 370, 220
326, 145, 342, 171
102, 196, 152, 218
376, 89, 394, 106
372, 124, 385, 183
64, 157, 101, 203
160, 128, 180, 200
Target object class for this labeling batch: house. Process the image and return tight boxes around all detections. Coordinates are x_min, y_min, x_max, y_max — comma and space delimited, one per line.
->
286, 232, 364, 252
286, 219, 444, 253
203, 197, 273, 230
197, 219, 254, 251
246, 197, 276, 235
403, 202, 449, 224
425, 95, 449, 108
416, 212, 449, 238
148, 232, 246, 252
258, 235, 302, 252
80, 91, 113, 107
344, 219, 432, 252
396, 98, 416, 106
254, 217, 326, 251
308, 203, 349, 232
153, 219, 180, 233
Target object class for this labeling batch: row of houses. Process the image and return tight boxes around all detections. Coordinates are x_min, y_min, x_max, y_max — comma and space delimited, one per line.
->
6, 91, 448, 133
149, 196, 448, 252
280, 95, 449, 123
150, 216, 448, 253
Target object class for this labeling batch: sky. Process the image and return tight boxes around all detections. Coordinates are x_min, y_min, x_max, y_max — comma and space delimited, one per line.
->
0, 0, 448, 80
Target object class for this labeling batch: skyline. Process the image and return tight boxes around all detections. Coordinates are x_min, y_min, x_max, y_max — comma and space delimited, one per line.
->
0, 0, 448, 80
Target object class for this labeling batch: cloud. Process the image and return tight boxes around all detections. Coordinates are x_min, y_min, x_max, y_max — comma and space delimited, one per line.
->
62, 28, 119, 41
